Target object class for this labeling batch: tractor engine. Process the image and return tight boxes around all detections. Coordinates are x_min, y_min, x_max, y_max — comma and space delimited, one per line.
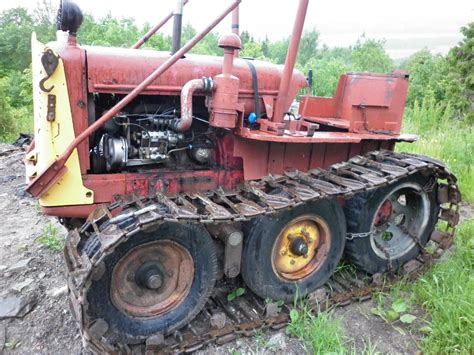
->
91, 97, 214, 173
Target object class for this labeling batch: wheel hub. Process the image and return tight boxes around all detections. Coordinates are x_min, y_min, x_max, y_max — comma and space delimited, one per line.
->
290, 237, 309, 256
272, 215, 331, 281
135, 263, 164, 290
370, 183, 430, 260
110, 240, 194, 319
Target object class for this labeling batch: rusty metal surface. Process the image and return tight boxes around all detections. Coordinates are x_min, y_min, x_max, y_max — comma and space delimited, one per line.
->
64, 150, 461, 353
272, 215, 330, 281
299, 72, 409, 135
210, 34, 241, 129
273, 0, 310, 123
235, 129, 417, 144
26, 0, 243, 199
110, 240, 194, 319
86, 47, 307, 113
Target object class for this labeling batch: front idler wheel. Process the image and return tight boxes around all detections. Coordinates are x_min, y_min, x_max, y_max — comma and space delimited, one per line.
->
83, 223, 218, 346
241, 199, 346, 302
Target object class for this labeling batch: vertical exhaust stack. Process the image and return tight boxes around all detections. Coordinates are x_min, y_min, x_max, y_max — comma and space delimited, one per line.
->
172, 0, 185, 54
232, 7, 240, 57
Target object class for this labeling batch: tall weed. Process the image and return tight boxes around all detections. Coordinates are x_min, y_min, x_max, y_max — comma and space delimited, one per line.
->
398, 99, 473, 202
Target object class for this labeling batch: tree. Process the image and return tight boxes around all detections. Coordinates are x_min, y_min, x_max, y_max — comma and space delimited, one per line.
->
240, 30, 251, 48
297, 28, 319, 67
404, 49, 457, 108
268, 38, 289, 64
304, 57, 349, 97
33, 0, 56, 43
261, 36, 270, 58
0, 8, 34, 73
240, 40, 263, 59
79, 14, 141, 47
351, 36, 394, 74
448, 22, 473, 122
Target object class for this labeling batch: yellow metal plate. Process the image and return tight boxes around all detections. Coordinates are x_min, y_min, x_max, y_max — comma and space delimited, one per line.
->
29, 33, 93, 207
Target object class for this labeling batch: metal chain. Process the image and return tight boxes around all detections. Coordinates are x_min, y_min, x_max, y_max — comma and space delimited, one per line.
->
346, 229, 375, 240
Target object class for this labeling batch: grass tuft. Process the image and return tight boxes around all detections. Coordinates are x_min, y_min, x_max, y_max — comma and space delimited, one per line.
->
287, 303, 346, 354
36, 223, 63, 252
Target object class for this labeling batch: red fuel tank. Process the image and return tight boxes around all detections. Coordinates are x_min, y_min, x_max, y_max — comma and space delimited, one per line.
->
85, 46, 308, 116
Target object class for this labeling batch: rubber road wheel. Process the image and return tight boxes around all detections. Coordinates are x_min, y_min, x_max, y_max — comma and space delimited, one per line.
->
344, 174, 439, 274
84, 223, 217, 345
241, 199, 346, 302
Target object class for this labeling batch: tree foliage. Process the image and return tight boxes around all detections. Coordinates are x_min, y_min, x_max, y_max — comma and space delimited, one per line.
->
0, 8, 35, 73
0, 4, 471, 141
351, 36, 394, 74
448, 22, 474, 122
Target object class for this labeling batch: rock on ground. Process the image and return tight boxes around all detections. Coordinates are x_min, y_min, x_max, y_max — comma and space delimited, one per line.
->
0, 297, 36, 320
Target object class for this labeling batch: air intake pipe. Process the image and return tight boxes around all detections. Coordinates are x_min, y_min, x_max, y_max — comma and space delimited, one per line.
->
176, 77, 214, 132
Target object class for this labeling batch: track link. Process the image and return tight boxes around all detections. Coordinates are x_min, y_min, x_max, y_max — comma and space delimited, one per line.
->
63, 150, 461, 353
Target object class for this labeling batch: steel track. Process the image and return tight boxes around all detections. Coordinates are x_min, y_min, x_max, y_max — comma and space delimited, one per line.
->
63, 150, 461, 353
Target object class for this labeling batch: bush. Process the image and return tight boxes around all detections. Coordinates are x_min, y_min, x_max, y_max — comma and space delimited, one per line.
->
0, 70, 33, 142
0, 77, 16, 141
303, 57, 349, 97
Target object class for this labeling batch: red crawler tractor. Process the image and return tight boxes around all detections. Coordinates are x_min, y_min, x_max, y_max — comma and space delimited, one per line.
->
25, 0, 460, 352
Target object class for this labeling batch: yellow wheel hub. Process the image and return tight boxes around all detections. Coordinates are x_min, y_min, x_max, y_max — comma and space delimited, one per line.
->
272, 215, 331, 281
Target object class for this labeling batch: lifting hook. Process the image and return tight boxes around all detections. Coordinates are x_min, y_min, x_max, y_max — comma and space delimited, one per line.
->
39, 49, 59, 93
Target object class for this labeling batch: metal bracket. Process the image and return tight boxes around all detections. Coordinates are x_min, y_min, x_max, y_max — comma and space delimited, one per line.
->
47, 94, 56, 121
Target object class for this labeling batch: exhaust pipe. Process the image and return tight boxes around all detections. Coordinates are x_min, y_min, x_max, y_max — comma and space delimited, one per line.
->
232, 7, 240, 57
172, 0, 185, 54
177, 78, 214, 132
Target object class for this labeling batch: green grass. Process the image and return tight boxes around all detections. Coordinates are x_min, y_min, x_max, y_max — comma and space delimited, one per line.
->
411, 220, 474, 354
374, 220, 474, 354
287, 306, 346, 354
287, 304, 382, 354
36, 223, 63, 252
397, 103, 473, 203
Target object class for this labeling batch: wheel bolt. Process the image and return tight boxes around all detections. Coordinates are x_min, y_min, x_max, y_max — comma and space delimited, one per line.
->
136, 264, 164, 290
145, 274, 163, 290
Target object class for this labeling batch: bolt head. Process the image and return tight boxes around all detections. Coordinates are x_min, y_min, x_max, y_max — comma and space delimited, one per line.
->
146, 274, 163, 290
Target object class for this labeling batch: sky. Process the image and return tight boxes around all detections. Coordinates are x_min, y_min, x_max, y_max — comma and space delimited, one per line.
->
3, 0, 473, 59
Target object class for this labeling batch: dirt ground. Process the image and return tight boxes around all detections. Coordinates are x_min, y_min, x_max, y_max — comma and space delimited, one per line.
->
0, 143, 472, 354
